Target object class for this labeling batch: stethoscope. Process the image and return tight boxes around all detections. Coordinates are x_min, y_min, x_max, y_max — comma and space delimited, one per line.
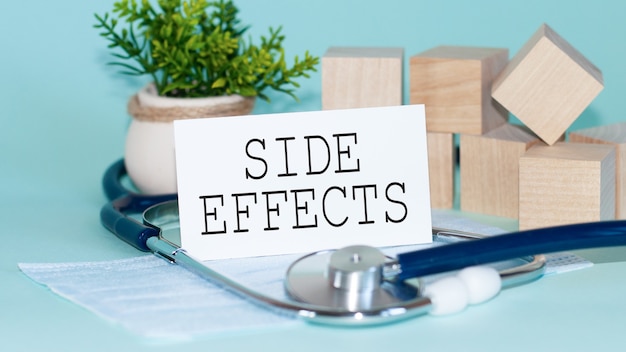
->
101, 159, 626, 325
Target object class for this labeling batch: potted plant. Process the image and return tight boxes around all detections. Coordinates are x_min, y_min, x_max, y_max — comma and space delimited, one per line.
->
95, 0, 319, 194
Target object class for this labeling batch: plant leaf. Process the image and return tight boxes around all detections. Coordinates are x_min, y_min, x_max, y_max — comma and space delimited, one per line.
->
211, 77, 227, 89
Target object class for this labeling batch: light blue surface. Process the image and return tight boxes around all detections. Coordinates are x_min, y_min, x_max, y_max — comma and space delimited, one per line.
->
2, 0, 626, 350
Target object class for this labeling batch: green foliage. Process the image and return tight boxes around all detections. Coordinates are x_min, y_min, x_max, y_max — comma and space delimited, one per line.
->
94, 0, 319, 100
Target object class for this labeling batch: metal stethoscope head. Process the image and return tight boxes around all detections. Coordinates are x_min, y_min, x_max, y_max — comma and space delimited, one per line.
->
101, 159, 626, 325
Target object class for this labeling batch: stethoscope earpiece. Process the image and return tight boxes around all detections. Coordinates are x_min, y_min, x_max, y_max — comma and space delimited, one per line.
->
424, 266, 501, 316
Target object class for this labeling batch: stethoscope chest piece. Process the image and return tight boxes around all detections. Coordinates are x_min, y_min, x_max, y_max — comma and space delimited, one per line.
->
285, 245, 419, 312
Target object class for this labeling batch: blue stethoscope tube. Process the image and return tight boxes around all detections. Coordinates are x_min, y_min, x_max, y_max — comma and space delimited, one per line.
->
100, 159, 176, 252
396, 220, 626, 280
101, 159, 626, 281
100, 159, 626, 324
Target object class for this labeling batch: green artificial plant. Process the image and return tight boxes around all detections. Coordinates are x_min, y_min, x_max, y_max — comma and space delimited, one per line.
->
94, 0, 319, 100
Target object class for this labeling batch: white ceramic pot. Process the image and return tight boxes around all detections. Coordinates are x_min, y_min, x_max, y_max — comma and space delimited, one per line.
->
125, 84, 255, 194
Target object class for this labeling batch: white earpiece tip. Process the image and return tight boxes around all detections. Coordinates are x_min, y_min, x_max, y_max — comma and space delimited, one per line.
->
457, 266, 502, 305
423, 276, 469, 316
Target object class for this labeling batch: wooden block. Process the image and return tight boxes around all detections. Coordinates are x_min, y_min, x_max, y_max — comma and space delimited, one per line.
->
409, 46, 509, 134
570, 123, 626, 219
492, 23, 604, 146
427, 132, 455, 209
322, 47, 403, 110
519, 142, 615, 230
460, 123, 542, 218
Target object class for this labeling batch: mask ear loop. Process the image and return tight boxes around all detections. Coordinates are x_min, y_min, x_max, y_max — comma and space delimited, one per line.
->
100, 159, 177, 251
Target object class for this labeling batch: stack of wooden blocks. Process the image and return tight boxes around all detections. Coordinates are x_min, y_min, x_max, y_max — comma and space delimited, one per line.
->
321, 23, 621, 230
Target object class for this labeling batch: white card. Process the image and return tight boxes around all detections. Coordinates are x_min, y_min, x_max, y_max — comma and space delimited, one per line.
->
174, 105, 432, 260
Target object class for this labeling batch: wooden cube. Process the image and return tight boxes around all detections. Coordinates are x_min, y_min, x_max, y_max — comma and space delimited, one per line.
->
427, 132, 455, 209
410, 46, 509, 134
492, 23, 604, 146
570, 123, 626, 219
322, 47, 403, 110
519, 142, 615, 230
460, 123, 542, 218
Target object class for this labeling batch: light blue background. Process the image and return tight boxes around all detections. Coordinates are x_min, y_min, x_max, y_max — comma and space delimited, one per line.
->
2, 1, 626, 350
3, 0, 624, 142
3, 0, 625, 211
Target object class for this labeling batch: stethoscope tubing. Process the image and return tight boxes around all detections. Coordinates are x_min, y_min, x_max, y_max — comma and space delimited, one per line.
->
98, 159, 545, 324
396, 220, 626, 280
100, 159, 626, 277
99, 159, 626, 324
100, 159, 176, 251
